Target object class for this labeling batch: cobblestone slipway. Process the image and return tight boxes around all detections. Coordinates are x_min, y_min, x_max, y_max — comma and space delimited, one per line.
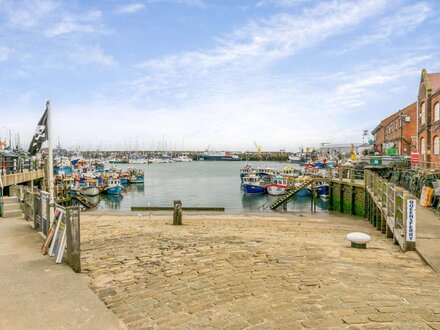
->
81, 214, 440, 329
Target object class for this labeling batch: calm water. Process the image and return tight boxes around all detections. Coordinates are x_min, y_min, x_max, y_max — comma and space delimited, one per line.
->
95, 161, 329, 213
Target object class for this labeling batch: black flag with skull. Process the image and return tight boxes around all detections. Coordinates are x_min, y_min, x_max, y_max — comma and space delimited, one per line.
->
28, 103, 48, 156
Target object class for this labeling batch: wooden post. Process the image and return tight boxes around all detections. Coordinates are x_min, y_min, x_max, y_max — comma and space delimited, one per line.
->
66, 207, 81, 273
350, 186, 355, 216
173, 200, 182, 225
339, 185, 344, 213
328, 169, 333, 211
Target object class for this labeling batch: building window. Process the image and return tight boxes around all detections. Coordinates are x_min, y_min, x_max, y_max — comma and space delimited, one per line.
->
435, 103, 440, 122
421, 102, 426, 125
421, 137, 426, 155
434, 136, 440, 155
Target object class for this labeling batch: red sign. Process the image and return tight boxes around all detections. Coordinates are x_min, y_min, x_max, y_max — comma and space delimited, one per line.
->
411, 152, 419, 165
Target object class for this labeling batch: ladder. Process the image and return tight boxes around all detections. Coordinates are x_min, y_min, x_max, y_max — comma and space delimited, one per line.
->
72, 192, 98, 210
269, 179, 314, 210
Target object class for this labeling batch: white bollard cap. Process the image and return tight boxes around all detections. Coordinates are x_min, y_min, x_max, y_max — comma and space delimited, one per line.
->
346, 232, 371, 248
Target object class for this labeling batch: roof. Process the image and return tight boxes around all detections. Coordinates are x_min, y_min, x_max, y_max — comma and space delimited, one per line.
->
427, 73, 440, 93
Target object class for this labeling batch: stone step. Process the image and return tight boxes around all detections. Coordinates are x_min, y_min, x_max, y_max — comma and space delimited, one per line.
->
2, 203, 21, 212
1, 196, 20, 205
1, 209, 22, 218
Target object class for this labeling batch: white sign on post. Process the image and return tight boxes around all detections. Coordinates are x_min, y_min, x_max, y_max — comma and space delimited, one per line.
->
406, 199, 416, 242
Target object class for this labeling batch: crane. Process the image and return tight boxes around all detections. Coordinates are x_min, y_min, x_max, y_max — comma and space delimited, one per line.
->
253, 141, 262, 160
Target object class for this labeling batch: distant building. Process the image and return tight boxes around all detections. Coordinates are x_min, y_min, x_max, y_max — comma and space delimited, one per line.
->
372, 68, 440, 167
417, 69, 440, 166
372, 102, 416, 156
315, 143, 371, 155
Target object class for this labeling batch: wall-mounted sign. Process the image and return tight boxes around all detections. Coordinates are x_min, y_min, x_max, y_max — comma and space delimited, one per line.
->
406, 199, 416, 242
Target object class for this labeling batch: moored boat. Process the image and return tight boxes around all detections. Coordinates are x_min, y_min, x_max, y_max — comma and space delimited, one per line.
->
102, 177, 122, 195
81, 178, 100, 196
316, 183, 329, 197
241, 174, 268, 194
266, 176, 291, 196
199, 150, 240, 161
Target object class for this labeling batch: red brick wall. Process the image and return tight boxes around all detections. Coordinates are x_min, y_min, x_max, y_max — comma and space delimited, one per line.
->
429, 93, 440, 164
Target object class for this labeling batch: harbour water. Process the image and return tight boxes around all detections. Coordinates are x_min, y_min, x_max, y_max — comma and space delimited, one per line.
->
95, 161, 329, 213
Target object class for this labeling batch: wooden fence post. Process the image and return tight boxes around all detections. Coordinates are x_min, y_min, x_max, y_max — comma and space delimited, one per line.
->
173, 200, 182, 225
66, 206, 81, 273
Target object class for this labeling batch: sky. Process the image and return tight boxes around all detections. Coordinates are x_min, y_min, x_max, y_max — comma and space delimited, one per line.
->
1, 0, 440, 152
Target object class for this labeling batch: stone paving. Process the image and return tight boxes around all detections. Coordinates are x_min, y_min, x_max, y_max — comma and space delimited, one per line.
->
81, 213, 440, 329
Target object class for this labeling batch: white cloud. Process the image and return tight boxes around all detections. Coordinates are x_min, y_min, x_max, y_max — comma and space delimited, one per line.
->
0, 0, 58, 28
44, 10, 105, 37
134, 0, 387, 97
116, 3, 146, 14
256, 0, 308, 7
339, 2, 431, 53
70, 45, 117, 66
0, 47, 11, 61
146, 0, 205, 7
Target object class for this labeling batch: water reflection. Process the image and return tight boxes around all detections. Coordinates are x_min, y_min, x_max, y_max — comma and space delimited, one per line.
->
100, 194, 124, 209
240, 193, 269, 210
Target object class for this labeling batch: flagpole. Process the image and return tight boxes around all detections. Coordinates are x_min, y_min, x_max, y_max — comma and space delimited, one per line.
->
46, 101, 54, 221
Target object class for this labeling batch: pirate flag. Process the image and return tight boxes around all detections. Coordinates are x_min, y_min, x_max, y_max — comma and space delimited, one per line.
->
28, 104, 48, 156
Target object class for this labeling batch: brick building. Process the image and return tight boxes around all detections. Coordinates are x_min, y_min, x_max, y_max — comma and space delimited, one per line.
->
372, 102, 416, 155
417, 69, 440, 166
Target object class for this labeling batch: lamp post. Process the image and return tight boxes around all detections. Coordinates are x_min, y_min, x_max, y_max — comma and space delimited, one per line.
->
399, 113, 409, 155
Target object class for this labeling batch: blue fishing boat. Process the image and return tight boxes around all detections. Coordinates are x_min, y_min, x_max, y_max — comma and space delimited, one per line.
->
128, 168, 144, 184
316, 183, 329, 197
296, 188, 311, 196
242, 174, 268, 194
102, 177, 122, 195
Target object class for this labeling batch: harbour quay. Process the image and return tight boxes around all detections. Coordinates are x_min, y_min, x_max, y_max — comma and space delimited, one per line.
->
81, 213, 440, 329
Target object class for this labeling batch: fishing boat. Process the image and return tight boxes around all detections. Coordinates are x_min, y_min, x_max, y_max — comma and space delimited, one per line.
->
293, 178, 312, 196
281, 166, 301, 179
316, 183, 329, 198
253, 166, 279, 177
240, 164, 253, 182
129, 169, 144, 184
288, 153, 307, 164
119, 173, 129, 184
80, 178, 100, 196
173, 155, 193, 162
102, 177, 122, 195
199, 150, 240, 161
241, 174, 269, 194
266, 176, 291, 196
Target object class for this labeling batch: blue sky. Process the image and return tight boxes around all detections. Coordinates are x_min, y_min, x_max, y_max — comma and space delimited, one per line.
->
1, 0, 440, 151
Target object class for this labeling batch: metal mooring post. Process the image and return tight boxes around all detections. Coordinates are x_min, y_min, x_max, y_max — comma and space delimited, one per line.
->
173, 200, 183, 225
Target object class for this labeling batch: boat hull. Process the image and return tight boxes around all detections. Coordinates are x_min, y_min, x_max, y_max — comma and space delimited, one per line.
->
267, 184, 289, 196
316, 184, 329, 197
129, 176, 144, 184
82, 186, 100, 196
242, 184, 266, 194
296, 188, 311, 197
200, 156, 240, 161
103, 186, 122, 195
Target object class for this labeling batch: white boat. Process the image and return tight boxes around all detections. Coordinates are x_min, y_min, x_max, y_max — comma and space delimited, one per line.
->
266, 176, 291, 196
173, 155, 193, 162
80, 178, 100, 196
149, 157, 164, 164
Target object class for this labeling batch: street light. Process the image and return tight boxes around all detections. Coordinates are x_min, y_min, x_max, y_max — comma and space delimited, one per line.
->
399, 113, 410, 155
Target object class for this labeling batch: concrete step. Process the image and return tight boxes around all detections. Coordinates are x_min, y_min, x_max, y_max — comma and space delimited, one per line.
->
2, 203, 21, 212
1, 210, 22, 218
1, 196, 20, 205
